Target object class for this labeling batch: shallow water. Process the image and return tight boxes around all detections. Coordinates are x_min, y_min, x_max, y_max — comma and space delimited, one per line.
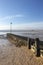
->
0, 30, 43, 40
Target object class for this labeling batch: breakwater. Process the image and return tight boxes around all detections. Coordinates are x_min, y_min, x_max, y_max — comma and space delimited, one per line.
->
7, 33, 43, 57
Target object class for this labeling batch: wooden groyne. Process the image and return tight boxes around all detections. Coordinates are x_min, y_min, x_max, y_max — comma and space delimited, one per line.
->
7, 33, 27, 47
7, 33, 28, 40
7, 33, 43, 57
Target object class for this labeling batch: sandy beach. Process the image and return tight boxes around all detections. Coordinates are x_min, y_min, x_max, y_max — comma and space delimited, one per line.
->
0, 38, 43, 65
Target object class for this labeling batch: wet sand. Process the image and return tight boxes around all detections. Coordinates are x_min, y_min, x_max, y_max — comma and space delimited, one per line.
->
0, 39, 43, 65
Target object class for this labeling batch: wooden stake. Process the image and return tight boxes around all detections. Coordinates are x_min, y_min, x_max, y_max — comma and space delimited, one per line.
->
35, 38, 40, 57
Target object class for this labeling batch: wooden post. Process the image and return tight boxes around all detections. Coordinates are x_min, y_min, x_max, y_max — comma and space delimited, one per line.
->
28, 38, 31, 49
35, 38, 40, 57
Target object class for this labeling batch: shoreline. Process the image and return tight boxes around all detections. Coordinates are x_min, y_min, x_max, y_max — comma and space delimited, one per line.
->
0, 34, 43, 65
7, 33, 43, 56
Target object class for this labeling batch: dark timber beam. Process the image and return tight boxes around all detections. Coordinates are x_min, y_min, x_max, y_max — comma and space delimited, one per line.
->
35, 38, 40, 57
28, 38, 31, 49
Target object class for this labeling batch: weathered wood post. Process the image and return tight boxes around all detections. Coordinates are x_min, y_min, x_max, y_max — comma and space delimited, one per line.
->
35, 38, 40, 57
28, 38, 31, 49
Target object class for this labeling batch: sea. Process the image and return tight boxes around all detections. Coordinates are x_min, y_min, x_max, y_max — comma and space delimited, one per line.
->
0, 30, 43, 41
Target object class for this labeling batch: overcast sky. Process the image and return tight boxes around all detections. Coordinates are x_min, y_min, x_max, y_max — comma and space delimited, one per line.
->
0, 0, 43, 30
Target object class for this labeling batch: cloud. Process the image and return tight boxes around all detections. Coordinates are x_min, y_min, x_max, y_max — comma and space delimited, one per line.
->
12, 22, 43, 30
0, 25, 10, 30
0, 14, 23, 20
0, 21, 43, 30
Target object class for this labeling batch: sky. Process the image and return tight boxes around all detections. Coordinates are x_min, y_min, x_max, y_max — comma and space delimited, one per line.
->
0, 0, 43, 30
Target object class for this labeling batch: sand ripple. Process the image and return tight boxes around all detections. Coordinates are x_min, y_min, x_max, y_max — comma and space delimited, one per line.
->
0, 39, 43, 65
